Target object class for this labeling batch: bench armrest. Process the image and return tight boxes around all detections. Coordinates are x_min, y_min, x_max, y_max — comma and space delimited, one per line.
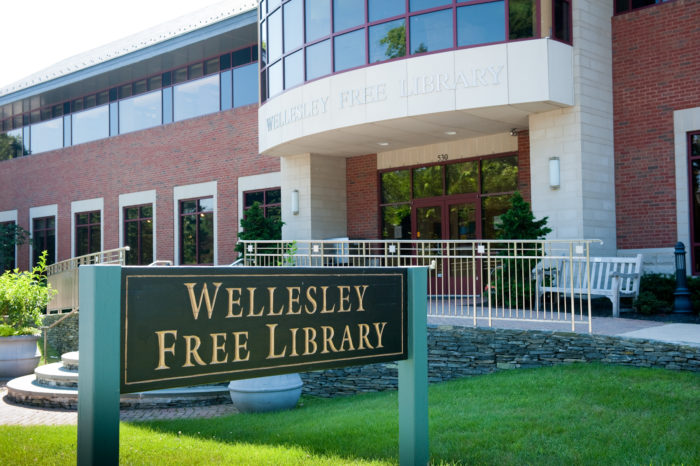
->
610, 272, 641, 279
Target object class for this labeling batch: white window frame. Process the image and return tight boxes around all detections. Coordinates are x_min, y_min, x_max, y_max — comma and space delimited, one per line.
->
29, 204, 58, 266
173, 181, 217, 265
237, 172, 282, 232
71, 198, 104, 258
119, 190, 157, 264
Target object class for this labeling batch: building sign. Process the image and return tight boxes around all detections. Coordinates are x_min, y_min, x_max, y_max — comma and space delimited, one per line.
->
120, 267, 407, 393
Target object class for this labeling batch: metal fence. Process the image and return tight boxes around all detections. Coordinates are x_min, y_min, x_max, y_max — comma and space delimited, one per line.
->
238, 239, 603, 332
46, 247, 130, 313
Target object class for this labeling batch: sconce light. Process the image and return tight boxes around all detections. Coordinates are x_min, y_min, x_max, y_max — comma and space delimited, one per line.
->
291, 189, 299, 215
549, 157, 560, 189
509, 128, 518, 136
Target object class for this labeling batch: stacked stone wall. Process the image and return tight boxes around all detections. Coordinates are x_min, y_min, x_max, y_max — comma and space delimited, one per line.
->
42, 313, 79, 355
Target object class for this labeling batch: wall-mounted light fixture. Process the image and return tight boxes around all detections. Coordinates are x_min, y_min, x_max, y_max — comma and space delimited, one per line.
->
291, 189, 299, 215
549, 157, 560, 189
509, 128, 518, 136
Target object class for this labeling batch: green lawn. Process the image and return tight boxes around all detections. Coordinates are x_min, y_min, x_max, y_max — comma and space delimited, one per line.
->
1, 364, 698, 465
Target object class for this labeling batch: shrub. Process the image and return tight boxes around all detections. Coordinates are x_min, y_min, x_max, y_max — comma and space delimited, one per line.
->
0, 251, 56, 336
235, 202, 284, 256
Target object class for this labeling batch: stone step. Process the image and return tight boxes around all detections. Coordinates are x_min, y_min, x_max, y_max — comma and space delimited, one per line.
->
61, 351, 79, 371
35, 362, 78, 387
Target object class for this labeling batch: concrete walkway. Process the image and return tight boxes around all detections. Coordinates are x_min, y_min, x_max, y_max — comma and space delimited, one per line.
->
2, 315, 698, 426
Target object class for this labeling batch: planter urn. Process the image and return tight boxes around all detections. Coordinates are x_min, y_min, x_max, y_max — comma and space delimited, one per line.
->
0, 334, 41, 378
228, 373, 303, 413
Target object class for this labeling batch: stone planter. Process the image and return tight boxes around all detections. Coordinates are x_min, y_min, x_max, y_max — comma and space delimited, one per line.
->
228, 373, 303, 413
0, 334, 41, 378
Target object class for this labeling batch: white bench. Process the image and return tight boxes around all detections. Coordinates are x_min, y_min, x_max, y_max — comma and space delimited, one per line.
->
534, 254, 643, 317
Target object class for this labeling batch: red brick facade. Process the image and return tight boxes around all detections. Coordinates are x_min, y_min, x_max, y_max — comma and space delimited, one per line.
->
346, 154, 379, 239
613, 0, 700, 249
0, 105, 279, 270
517, 130, 531, 204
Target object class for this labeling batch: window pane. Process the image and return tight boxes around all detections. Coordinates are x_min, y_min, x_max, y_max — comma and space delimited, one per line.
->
284, 0, 304, 52
370, 19, 406, 63
141, 220, 153, 265
199, 197, 214, 212
125, 221, 139, 265
333, 0, 364, 32
369, 0, 405, 21
266, 188, 281, 204
76, 213, 89, 225
410, 9, 453, 54
181, 215, 197, 264
553, 0, 571, 42
482, 194, 510, 239
245, 191, 265, 206
233, 63, 258, 108
233, 48, 251, 67
266, 205, 281, 222
72, 105, 109, 145
269, 61, 283, 97
198, 213, 214, 264
381, 169, 410, 203
119, 90, 162, 134
4, 129, 24, 158
446, 161, 478, 194
76, 226, 89, 256
457, 2, 506, 47
509, 0, 535, 40
90, 212, 101, 224
306, 39, 331, 81
141, 205, 153, 218
306, 0, 330, 42
173, 74, 220, 122
125, 207, 139, 220
409, 0, 450, 12
181, 200, 197, 214
284, 50, 304, 89
334, 29, 366, 72
692, 158, 700, 242
413, 165, 443, 198
90, 225, 101, 253
481, 156, 518, 193
692, 134, 700, 156
382, 205, 411, 239
268, 9, 283, 63
31, 117, 63, 154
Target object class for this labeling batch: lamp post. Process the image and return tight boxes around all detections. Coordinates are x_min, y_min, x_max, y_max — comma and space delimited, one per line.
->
673, 242, 692, 313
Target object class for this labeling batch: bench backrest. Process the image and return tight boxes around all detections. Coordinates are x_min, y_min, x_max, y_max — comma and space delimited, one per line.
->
544, 254, 643, 296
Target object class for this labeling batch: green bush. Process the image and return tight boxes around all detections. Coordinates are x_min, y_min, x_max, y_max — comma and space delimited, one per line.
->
0, 251, 56, 336
632, 273, 700, 315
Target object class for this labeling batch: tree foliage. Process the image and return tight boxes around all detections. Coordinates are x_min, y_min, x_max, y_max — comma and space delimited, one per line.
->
0, 133, 24, 161
498, 192, 552, 240
378, 24, 406, 60
236, 202, 284, 254
0, 223, 29, 272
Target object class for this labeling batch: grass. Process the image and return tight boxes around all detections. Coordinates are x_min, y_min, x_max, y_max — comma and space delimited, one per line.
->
37, 334, 61, 366
0, 364, 698, 465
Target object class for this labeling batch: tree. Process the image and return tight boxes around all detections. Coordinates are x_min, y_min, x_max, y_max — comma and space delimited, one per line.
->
498, 192, 551, 240
0, 223, 29, 272
378, 24, 406, 60
0, 133, 24, 161
235, 202, 284, 255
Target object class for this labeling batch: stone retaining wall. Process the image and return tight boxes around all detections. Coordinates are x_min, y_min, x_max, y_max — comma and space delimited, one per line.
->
42, 313, 79, 355
300, 325, 700, 397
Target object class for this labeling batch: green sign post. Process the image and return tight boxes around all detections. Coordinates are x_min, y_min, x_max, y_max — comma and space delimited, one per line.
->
77, 265, 428, 465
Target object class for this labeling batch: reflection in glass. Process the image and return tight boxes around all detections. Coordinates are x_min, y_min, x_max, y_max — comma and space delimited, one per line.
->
413, 165, 443, 198
180, 198, 214, 265
3, 129, 24, 158
284, 50, 304, 89
481, 156, 518, 193
457, 2, 505, 47
369, 0, 405, 21
173, 74, 220, 122
553, 0, 571, 42
509, 0, 535, 40
415, 206, 442, 240
75, 211, 101, 256
450, 203, 477, 239
409, 0, 451, 12
245, 191, 264, 206
124, 205, 153, 265
446, 161, 478, 194
233, 63, 258, 107
482, 195, 510, 239
119, 90, 162, 134
306, 0, 330, 42
333, 0, 364, 32
72, 105, 109, 145
268, 9, 283, 63
693, 160, 700, 242
381, 169, 410, 203
334, 29, 365, 71
306, 40, 331, 81
410, 9, 453, 54
382, 205, 411, 239
370, 19, 406, 63
269, 61, 283, 97
284, 0, 304, 52
31, 118, 63, 154
32, 216, 56, 266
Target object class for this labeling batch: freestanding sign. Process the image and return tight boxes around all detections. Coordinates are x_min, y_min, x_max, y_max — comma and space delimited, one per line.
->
78, 266, 428, 465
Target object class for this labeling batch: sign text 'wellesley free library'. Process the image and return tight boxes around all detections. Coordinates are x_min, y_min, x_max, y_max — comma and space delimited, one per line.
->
120, 267, 407, 393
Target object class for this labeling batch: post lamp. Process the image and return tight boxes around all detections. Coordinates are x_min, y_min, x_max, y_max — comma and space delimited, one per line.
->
673, 242, 692, 313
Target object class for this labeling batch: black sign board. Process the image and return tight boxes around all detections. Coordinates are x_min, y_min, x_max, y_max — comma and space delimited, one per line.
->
120, 267, 407, 393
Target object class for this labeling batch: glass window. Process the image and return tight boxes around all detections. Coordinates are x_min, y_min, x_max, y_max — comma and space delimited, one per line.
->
30, 117, 63, 154
173, 74, 220, 122
148, 75, 162, 90
233, 63, 259, 108
2, 129, 24, 159
204, 58, 220, 75
244, 188, 281, 220
72, 105, 109, 145
370, 19, 406, 63
189, 63, 204, 80
233, 48, 252, 67
410, 9, 453, 54
381, 170, 411, 203
413, 165, 443, 198
306, 0, 330, 42
284, 50, 304, 89
482, 194, 510, 239
457, 2, 505, 47
284, 0, 304, 52
446, 161, 478, 194
124, 205, 153, 265
180, 197, 214, 265
409, 0, 450, 12
333, 0, 364, 32
334, 29, 366, 72
369, 0, 405, 22
173, 67, 188, 84
553, 0, 572, 42
119, 90, 162, 134
481, 156, 518, 193
133, 80, 148, 95
268, 61, 283, 97
306, 39, 331, 81
0, 221, 18, 271
268, 8, 283, 63
382, 205, 411, 239
509, 0, 535, 40
75, 211, 101, 256
32, 216, 56, 267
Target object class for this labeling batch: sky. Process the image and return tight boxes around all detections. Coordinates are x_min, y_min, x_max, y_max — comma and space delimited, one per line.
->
0, 0, 233, 89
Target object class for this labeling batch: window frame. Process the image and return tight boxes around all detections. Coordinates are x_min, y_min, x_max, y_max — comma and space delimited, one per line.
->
74, 210, 102, 257
32, 216, 56, 267
243, 187, 282, 219
123, 204, 154, 266
179, 196, 215, 265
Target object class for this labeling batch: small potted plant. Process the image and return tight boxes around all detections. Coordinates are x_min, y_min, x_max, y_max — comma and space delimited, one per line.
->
0, 251, 56, 377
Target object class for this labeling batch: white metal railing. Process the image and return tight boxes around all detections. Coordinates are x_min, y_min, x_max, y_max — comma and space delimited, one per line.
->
238, 239, 603, 332
46, 247, 130, 313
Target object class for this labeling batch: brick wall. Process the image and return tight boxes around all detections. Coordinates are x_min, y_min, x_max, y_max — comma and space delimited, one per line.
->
517, 130, 531, 203
613, 0, 700, 249
0, 105, 279, 269
346, 154, 379, 239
